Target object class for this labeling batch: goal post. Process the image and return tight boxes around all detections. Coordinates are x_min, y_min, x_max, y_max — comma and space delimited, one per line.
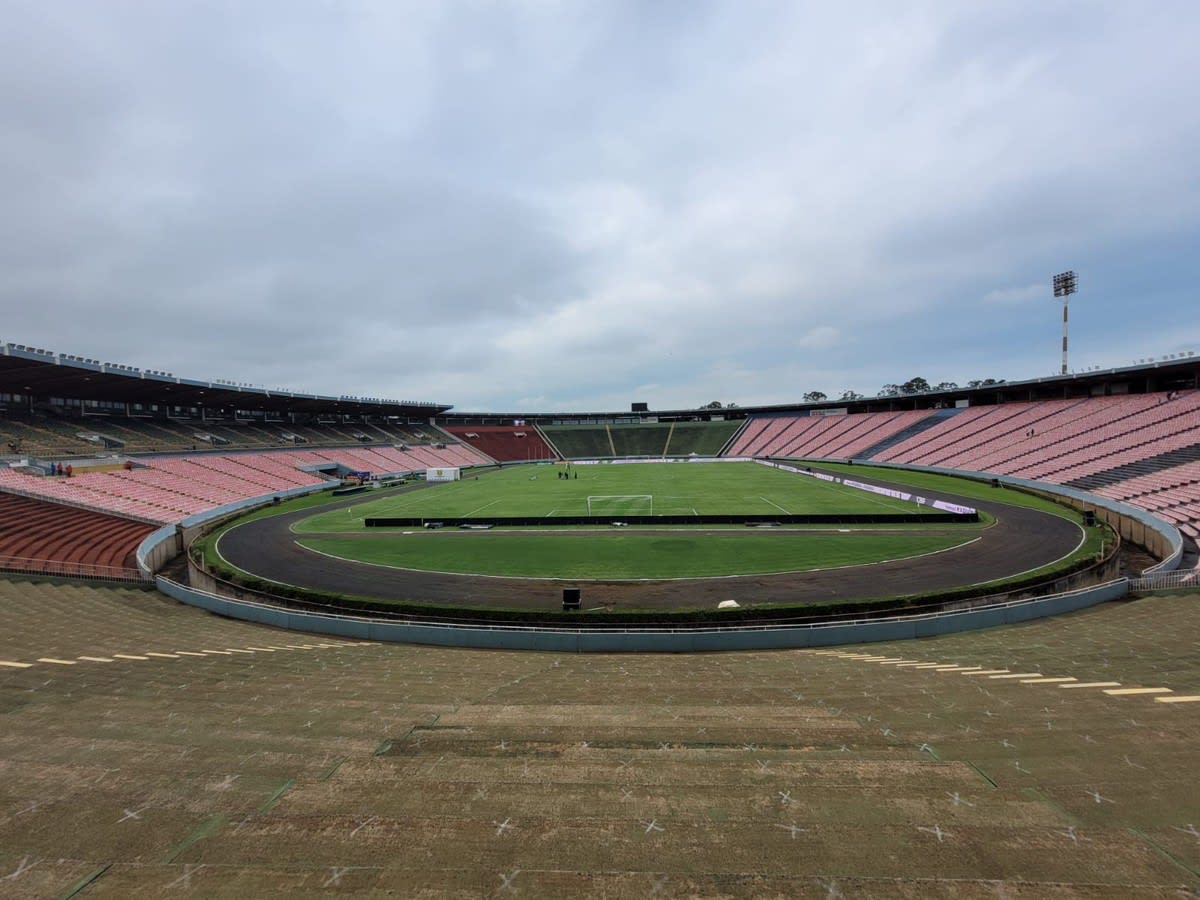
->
586, 494, 654, 517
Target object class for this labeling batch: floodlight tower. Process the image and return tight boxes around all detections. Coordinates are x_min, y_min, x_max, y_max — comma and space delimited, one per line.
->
1053, 270, 1077, 375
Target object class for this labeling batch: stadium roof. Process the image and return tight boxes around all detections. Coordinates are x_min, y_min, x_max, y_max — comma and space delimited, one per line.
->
0, 343, 451, 417
3, 340, 1198, 422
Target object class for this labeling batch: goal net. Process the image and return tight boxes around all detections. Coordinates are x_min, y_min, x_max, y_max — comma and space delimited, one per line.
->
586, 494, 654, 517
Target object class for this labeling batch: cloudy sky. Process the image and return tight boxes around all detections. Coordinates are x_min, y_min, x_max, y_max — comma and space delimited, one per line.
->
3, 2, 1199, 412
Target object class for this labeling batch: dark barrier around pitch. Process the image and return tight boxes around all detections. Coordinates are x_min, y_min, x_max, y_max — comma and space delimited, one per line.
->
364, 512, 979, 528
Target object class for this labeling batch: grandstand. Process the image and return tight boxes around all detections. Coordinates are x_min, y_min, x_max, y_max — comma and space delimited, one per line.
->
2, 341, 1199, 895
0, 493, 153, 580
718, 393, 1200, 556
438, 423, 557, 463
2, 338, 1200, 583
537, 419, 742, 459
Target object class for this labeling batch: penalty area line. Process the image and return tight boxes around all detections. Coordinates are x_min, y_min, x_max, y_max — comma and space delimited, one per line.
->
760, 496, 790, 514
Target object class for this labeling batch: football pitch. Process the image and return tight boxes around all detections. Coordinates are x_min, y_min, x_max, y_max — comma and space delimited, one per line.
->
296, 461, 931, 529
285, 462, 986, 580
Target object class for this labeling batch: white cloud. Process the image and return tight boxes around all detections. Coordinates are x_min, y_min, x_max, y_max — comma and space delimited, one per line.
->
1, 2, 1199, 410
982, 284, 1045, 305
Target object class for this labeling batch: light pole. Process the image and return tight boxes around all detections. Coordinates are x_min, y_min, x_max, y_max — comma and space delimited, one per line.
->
1053, 270, 1077, 375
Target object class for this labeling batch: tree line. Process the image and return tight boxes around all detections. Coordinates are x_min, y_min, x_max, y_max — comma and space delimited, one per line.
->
702, 377, 1005, 408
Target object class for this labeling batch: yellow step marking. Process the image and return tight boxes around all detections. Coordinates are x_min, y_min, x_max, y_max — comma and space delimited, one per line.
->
910, 663, 950, 669
989, 673, 1042, 679
1156, 695, 1200, 704
963, 669, 1010, 676
1059, 681, 1122, 689
224, 648, 255, 654
937, 666, 983, 673
1104, 687, 1172, 696
879, 660, 920, 665
174, 651, 208, 657
78, 656, 114, 663
112, 653, 149, 660
285, 645, 317, 650
200, 650, 234, 656
858, 656, 895, 661
246, 647, 277, 652
265, 645, 295, 650
1021, 677, 1077, 684
145, 652, 180, 659
892, 662, 933, 668
38, 657, 78, 665
0, 660, 34, 668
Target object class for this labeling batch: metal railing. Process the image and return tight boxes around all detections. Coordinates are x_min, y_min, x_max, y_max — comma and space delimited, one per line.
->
1129, 569, 1200, 592
0, 553, 145, 584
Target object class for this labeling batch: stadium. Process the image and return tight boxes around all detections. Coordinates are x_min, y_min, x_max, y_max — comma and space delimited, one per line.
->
2, 342, 1199, 895
5, 3, 1200, 894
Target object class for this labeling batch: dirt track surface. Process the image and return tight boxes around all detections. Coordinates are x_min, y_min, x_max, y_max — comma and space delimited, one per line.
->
217, 475, 1083, 612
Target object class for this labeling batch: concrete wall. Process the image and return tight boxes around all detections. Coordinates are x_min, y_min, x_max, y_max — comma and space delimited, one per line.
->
135, 482, 336, 578
135, 524, 180, 580
156, 576, 1129, 653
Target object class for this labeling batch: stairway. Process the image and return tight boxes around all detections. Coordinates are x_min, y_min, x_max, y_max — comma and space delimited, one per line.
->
857, 409, 959, 460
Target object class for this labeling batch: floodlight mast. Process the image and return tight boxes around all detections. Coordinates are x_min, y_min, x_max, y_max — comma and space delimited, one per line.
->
1053, 270, 1077, 375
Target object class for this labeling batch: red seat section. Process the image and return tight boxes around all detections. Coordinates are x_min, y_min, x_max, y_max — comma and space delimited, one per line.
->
440, 425, 557, 463
0, 492, 156, 579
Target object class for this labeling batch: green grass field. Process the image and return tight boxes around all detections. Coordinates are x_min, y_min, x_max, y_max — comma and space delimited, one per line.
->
285, 462, 985, 579
295, 461, 927, 532
299, 530, 978, 579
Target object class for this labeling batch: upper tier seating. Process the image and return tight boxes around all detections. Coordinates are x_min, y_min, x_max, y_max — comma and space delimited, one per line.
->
0, 413, 445, 456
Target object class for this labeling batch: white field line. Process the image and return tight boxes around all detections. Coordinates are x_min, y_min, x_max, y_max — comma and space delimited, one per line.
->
760, 496, 790, 514
463, 498, 503, 517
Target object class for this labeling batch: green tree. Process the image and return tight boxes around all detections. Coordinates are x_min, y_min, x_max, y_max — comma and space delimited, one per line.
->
803, 391, 827, 403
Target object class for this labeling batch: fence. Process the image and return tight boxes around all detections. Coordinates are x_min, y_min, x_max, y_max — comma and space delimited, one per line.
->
1129, 569, 1200, 592
0, 553, 145, 584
